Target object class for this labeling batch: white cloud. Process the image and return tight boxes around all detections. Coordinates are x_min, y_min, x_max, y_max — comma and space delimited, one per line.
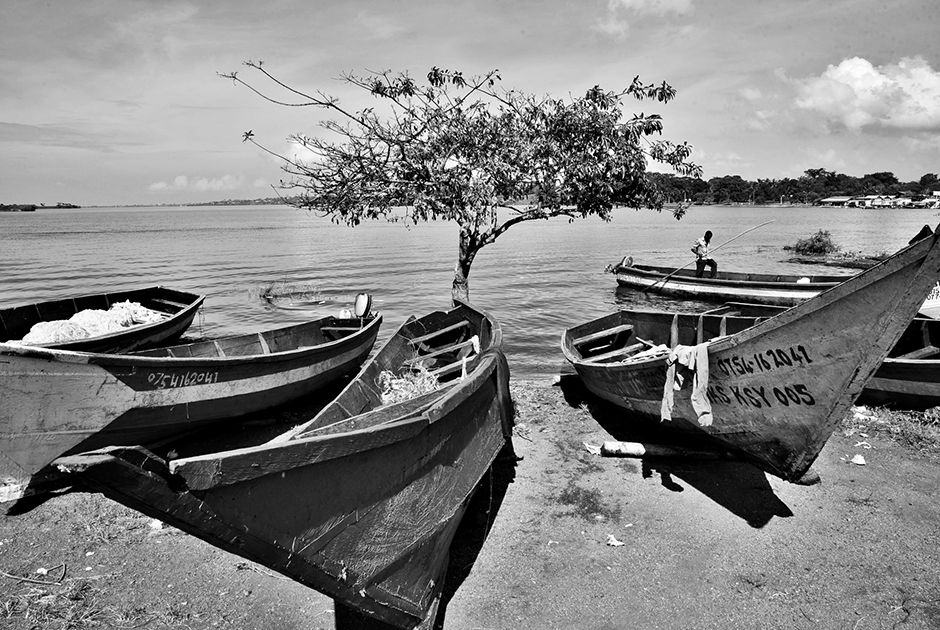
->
794, 56, 940, 133
148, 174, 246, 193
594, 0, 693, 37
607, 0, 693, 15
355, 11, 405, 39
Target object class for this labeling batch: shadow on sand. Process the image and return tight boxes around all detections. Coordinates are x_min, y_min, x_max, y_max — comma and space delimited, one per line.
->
558, 373, 793, 528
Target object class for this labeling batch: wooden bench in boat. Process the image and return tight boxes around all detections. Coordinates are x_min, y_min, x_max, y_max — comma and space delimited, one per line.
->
897, 345, 940, 360
572, 324, 634, 349
404, 338, 477, 368
583, 342, 646, 363
321, 326, 363, 333
150, 298, 191, 311
408, 320, 470, 348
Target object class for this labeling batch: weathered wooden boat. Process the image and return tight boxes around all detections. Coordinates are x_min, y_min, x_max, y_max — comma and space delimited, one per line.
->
613, 259, 850, 306
57, 301, 512, 629
565, 226, 940, 482
705, 303, 940, 411
0, 297, 382, 503
0, 286, 205, 353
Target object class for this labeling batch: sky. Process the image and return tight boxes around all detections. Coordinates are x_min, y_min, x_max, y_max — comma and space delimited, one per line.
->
2, 0, 939, 207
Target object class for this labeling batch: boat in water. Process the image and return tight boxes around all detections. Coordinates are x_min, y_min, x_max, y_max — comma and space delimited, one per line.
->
0, 286, 204, 353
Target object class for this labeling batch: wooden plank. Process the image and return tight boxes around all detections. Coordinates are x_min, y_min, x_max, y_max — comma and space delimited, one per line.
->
583, 342, 646, 363
405, 339, 476, 366
430, 357, 471, 379
408, 320, 469, 346
897, 345, 940, 360
572, 324, 634, 348
213, 341, 226, 358
257, 333, 271, 354
321, 326, 362, 332
150, 298, 191, 310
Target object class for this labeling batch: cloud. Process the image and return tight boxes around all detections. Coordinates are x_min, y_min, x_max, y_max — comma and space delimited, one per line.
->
148, 174, 246, 193
354, 11, 405, 39
594, 0, 693, 37
794, 56, 940, 133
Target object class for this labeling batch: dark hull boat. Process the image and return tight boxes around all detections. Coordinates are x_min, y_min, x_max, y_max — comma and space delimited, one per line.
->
58, 301, 512, 629
0, 286, 205, 353
0, 301, 381, 503
565, 227, 940, 482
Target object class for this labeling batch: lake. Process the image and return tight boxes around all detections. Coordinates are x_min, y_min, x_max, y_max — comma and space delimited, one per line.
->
2, 204, 938, 378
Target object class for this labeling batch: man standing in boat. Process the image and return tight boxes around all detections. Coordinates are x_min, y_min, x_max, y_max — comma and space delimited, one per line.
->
692, 230, 718, 278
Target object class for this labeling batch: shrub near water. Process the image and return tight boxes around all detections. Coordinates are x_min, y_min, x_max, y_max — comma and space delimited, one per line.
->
785, 229, 841, 255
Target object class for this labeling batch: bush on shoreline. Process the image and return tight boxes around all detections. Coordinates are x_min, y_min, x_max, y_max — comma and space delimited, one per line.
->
784, 229, 841, 255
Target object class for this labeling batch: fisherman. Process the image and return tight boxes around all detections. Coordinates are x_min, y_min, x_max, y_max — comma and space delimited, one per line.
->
692, 230, 718, 278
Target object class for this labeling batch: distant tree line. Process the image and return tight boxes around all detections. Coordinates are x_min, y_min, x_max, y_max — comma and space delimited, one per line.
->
647, 169, 940, 205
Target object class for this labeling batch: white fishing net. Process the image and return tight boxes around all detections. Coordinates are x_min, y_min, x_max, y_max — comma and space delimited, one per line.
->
13, 301, 167, 345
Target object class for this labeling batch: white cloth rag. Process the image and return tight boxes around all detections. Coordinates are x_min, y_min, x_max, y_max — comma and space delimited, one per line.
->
661, 343, 713, 426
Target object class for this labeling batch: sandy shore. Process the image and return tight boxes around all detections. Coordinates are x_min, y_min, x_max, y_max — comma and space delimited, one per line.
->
2, 378, 939, 629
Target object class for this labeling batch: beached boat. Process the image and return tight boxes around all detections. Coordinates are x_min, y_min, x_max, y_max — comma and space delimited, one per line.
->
564, 227, 940, 482
612, 259, 849, 306
0, 297, 381, 503
57, 301, 512, 629
0, 286, 205, 353
705, 303, 940, 411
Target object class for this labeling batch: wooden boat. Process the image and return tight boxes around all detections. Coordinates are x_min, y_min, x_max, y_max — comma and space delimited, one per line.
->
564, 226, 940, 482
57, 301, 512, 629
613, 259, 850, 306
705, 303, 940, 411
0, 297, 382, 503
0, 286, 205, 353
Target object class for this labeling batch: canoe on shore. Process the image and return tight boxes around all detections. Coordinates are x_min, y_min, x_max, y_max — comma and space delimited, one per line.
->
612, 259, 850, 306
0, 299, 382, 503
58, 301, 513, 630
705, 303, 940, 411
0, 286, 205, 353
564, 226, 940, 482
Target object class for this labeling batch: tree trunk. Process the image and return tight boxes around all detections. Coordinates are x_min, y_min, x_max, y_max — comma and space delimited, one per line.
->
451, 228, 478, 305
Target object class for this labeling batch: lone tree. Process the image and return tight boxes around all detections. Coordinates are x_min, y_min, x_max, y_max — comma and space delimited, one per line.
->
221, 63, 701, 302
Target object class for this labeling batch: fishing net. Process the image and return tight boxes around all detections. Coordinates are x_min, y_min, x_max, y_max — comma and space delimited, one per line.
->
378, 364, 440, 405
15, 301, 167, 345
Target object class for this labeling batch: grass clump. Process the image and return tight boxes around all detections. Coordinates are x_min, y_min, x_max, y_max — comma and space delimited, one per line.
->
844, 405, 940, 452
785, 229, 841, 255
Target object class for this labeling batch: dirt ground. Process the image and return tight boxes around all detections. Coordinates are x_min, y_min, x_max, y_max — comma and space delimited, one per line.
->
2, 378, 939, 630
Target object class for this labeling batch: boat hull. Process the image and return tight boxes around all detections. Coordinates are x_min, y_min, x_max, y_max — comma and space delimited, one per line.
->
59, 302, 511, 629
567, 229, 940, 481
615, 264, 848, 306
0, 286, 205, 353
0, 314, 381, 502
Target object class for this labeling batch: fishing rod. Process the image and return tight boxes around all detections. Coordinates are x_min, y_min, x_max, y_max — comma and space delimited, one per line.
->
643, 220, 776, 293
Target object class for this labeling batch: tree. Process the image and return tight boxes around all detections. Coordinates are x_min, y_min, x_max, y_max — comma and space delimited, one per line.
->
221, 63, 700, 302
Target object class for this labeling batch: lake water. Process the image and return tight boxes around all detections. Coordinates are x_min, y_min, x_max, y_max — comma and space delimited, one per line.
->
2, 204, 938, 378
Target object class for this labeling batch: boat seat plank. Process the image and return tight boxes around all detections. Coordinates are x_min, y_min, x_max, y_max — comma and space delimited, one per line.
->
573, 324, 634, 348
405, 338, 476, 367
429, 356, 475, 378
897, 345, 940, 360
408, 321, 469, 346
150, 298, 190, 311
583, 342, 646, 363
321, 326, 362, 332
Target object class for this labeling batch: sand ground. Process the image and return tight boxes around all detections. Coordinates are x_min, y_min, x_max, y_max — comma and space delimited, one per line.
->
1, 378, 938, 630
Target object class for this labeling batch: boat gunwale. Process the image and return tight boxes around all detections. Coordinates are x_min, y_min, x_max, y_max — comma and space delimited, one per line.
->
0, 313, 383, 366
